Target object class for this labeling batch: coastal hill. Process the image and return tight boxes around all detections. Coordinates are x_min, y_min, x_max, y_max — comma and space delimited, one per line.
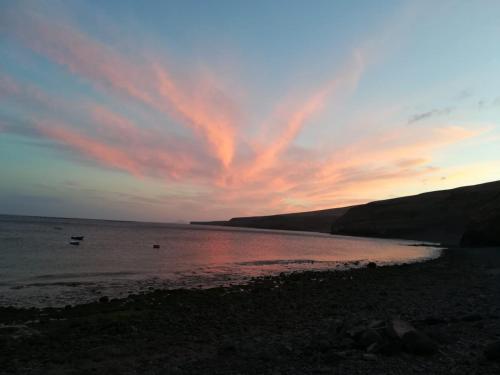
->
191, 206, 351, 233
192, 180, 500, 246
332, 180, 500, 245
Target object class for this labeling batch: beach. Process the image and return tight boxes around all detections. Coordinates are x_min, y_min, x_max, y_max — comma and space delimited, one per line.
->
2, 246, 500, 374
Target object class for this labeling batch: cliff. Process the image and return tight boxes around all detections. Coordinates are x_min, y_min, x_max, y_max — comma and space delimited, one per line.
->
192, 180, 500, 246
331, 180, 500, 245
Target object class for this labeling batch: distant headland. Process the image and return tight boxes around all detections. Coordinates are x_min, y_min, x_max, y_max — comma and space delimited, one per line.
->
192, 180, 500, 247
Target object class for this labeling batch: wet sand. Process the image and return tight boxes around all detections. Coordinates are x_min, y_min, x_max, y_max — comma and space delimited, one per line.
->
2, 247, 500, 374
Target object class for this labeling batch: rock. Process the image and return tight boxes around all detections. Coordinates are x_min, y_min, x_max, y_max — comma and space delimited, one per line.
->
367, 262, 377, 269
388, 319, 438, 355
422, 316, 446, 325
378, 340, 402, 356
401, 330, 438, 356
388, 319, 414, 339
337, 337, 355, 349
461, 313, 482, 322
0, 324, 40, 339
366, 342, 384, 354
99, 296, 109, 303
347, 326, 366, 340
368, 320, 386, 329
358, 329, 383, 349
484, 341, 500, 361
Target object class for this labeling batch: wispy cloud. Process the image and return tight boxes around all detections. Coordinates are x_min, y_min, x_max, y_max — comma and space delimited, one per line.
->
36, 121, 144, 177
1, 2, 497, 219
408, 107, 454, 124
5, 7, 239, 168
243, 50, 366, 182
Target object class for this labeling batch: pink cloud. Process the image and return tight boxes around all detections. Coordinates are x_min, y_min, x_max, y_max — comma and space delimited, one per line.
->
243, 51, 366, 181
3, 6, 495, 219
0, 75, 21, 97
8, 10, 239, 168
36, 122, 144, 176
153, 65, 237, 167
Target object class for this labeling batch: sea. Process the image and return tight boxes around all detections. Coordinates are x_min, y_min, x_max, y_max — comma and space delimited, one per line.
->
0, 214, 442, 307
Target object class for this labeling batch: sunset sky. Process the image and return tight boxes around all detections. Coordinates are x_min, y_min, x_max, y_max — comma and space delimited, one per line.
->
1, 0, 499, 222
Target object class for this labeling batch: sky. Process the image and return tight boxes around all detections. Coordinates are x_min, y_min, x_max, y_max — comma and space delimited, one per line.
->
0, 0, 499, 222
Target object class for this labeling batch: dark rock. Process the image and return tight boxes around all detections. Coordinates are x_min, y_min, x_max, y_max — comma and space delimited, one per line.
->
422, 316, 447, 325
367, 262, 377, 269
388, 319, 438, 355
362, 353, 377, 361
366, 341, 384, 354
358, 329, 383, 349
337, 337, 355, 349
401, 330, 438, 356
484, 341, 500, 361
347, 326, 366, 340
378, 340, 402, 356
388, 319, 414, 339
461, 313, 482, 322
368, 319, 386, 329
99, 296, 109, 303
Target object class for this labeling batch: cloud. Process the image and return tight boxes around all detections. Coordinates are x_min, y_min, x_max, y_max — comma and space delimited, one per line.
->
1, 3, 496, 220
239, 50, 366, 183
454, 89, 473, 101
153, 65, 237, 167
36, 121, 144, 177
6, 8, 239, 168
408, 107, 454, 124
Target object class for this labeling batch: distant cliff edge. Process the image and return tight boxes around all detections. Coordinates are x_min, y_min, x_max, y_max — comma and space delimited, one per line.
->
191, 206, 351, 233
191, 180, 500, 247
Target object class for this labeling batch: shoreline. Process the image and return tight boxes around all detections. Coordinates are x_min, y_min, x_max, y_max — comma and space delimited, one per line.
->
0, 239, 441, 309
2, 247, 500, 374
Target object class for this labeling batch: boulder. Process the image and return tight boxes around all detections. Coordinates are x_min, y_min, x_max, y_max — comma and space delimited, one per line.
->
388, 319, 438, 356
388, 319, 414, 339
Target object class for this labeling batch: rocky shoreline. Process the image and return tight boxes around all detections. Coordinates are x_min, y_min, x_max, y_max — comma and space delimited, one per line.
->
2, 247, 500, 374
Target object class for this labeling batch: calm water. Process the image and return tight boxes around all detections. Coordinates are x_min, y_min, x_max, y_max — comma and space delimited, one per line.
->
0, 215, 441, 307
